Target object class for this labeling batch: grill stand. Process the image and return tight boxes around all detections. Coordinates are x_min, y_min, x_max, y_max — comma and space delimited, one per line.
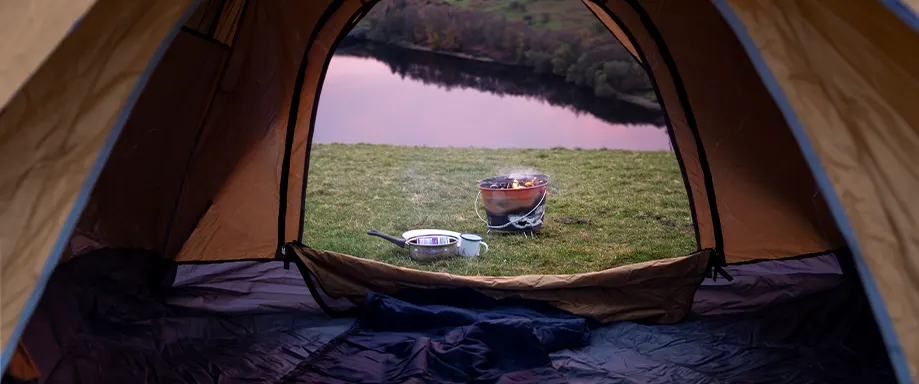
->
475, 190, 547, 233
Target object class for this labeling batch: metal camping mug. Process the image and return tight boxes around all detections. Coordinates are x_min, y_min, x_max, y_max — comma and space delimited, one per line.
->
458, 234, 488, 257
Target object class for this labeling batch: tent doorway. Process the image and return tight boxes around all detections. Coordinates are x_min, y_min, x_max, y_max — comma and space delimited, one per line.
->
303, 4, 695, 276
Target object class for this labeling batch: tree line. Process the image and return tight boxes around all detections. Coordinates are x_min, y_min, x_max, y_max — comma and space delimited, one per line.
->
350, 0, 655, 100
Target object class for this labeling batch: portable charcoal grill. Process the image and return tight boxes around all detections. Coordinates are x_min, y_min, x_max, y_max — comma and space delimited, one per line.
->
475, 174, 549, 234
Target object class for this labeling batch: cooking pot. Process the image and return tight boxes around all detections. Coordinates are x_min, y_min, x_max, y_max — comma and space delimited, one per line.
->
367, 230, 459, 262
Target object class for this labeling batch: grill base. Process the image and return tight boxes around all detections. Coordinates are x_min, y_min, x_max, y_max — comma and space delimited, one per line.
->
484, 205, 545, 233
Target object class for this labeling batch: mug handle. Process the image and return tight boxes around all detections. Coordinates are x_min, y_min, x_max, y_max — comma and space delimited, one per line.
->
480, 242, 489, 255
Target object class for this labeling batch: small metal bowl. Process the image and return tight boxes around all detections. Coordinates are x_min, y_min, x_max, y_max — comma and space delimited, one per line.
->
406, 235, 458, 263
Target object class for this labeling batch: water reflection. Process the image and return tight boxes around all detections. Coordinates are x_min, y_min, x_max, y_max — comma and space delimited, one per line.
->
315, 41, 671, 150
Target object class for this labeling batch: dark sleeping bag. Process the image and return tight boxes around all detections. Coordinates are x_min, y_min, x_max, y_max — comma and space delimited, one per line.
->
281, 285, 896, 384
281, 289, 591, 383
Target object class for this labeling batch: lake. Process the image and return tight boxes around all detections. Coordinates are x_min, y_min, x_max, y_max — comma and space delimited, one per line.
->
314, 42, 671, 151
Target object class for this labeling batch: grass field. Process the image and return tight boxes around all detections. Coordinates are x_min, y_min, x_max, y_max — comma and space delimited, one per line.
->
302, 144, 694, 276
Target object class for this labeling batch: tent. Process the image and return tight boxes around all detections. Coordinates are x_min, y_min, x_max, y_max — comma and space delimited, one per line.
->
1, 0, 917, 382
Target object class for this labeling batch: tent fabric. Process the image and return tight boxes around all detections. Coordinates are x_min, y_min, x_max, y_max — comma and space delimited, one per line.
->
0, 0, 96, 111
691, 251, 846, 316
67, 0, 346, 262
549, 282, 896, 383
5, 342, 38, 383
18, 249, 896, 383
172, 0, 339, 262
1, 0, 918, 380
721, 0, 919, 378
72, 31, 229, 256
589, 0, 845, 263
898, 0, 919, 18
584, 0, 715, 254
19, 249, 357, 383
184, 0, 247, 46
71, 0, 254, 258
0, 0, 192, 364
295, 246, 711, 324
582, 2, 639, 64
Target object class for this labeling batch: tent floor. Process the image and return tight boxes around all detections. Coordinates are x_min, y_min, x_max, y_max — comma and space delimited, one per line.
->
21, 249, 895, 383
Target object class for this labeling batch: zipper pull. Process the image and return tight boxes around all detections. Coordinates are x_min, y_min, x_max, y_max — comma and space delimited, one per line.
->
277, 243, 293, 270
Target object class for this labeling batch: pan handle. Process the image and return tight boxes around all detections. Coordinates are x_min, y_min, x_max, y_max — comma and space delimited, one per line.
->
367, 230, 406, 248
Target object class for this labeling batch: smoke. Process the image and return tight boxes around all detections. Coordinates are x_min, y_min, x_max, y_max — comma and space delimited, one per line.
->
500, 167, 544, 180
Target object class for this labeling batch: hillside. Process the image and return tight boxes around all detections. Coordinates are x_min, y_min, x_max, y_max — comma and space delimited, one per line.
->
350, 0, 657, 103
440, 0, 607, 31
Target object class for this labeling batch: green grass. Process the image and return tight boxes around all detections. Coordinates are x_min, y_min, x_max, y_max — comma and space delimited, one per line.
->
302, 144, 694, 276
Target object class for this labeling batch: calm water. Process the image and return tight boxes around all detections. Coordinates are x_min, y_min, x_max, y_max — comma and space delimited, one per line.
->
314, 50, 671, 150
